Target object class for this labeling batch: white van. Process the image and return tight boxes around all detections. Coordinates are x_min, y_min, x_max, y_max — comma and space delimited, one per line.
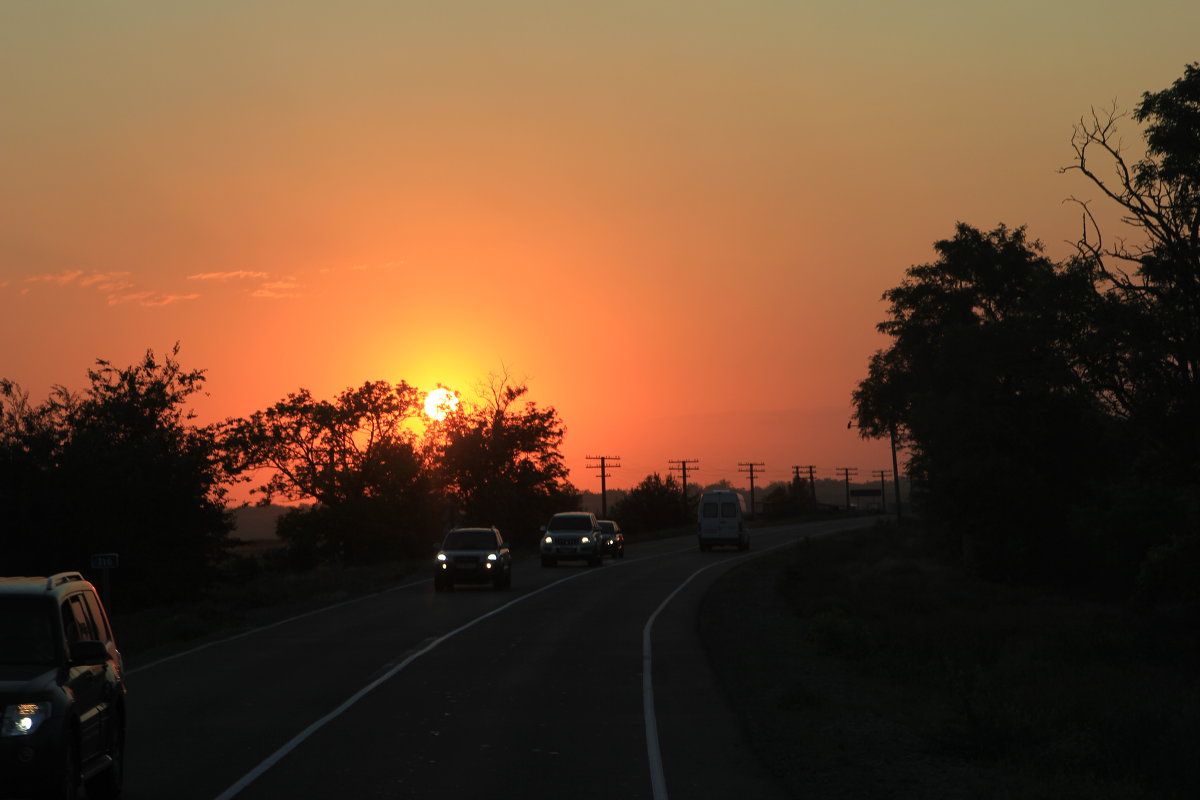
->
697, 489, 748, 551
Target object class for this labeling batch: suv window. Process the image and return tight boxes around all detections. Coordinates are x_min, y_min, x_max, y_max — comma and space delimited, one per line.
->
0, 596, 56, 665
82, 590, 112, 644
62, 594, 98, 644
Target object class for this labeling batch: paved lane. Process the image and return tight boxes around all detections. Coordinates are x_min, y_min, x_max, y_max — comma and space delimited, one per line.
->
124, 518, 871, 799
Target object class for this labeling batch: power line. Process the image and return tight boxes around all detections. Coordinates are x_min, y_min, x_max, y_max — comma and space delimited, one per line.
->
586, 455, 621, 518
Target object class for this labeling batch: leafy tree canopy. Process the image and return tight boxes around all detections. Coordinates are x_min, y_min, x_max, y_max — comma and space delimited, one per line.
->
226, 380, 425, 506
0, 345, 232, 605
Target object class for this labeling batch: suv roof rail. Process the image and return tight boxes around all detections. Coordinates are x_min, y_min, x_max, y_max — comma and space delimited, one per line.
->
46, 572, 85, 590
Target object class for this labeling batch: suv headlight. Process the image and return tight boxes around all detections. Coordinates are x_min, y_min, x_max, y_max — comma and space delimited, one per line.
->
436, 553, 447, 562
2, 703, 51, 737
543, 536, 553, 545
581, 536, 590, 544
487, 553, 498, 561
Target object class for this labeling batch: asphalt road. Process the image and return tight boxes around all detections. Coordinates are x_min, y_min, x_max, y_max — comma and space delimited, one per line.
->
123, 517, 871, 799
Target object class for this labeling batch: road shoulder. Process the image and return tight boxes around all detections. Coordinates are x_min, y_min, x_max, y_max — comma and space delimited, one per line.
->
698, 547, 1006, 799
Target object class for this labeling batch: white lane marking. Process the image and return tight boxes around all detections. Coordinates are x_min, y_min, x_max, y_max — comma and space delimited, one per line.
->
642, 520, 868, 800
212, 567, 600, 799
128, 578, 430, 675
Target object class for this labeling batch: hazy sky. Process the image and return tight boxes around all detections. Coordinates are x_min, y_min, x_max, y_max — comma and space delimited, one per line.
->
3, 2, 1197, 499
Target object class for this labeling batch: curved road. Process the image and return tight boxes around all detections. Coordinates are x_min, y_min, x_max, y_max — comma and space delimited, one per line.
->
124, 518, 870, 799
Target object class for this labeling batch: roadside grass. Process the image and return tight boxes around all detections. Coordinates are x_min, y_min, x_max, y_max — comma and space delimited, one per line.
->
702, 520, 1199, 799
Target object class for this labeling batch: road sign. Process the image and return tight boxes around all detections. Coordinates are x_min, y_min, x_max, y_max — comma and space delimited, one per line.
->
91, 553, 120, 569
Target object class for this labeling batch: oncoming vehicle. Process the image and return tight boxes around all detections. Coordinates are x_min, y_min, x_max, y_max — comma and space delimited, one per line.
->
596, 519, 624, 559
0, 572, 126, 800
697, 489, 748, 551
540, 512, 603, 567
435, 527, 512, 590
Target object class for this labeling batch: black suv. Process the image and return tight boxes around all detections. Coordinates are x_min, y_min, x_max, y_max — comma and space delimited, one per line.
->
1, 572, 126, 800
435, 527, 513, 590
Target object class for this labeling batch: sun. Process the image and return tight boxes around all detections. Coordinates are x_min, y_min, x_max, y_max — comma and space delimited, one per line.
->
423, 387, 459, 421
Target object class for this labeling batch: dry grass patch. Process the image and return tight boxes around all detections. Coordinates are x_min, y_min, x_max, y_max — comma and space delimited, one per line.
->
701, 522, 1198, 799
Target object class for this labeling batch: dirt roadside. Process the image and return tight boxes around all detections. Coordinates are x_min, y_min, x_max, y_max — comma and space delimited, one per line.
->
698, 554, 1018, 800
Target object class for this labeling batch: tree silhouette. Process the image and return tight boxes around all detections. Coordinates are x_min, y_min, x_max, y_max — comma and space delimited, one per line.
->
431, 374, 578, 546
854, 65, 1200, 598
225, 380, 435, 563
853, 224, 1112, 582
0, 346, 232, 606
611, 472, 687, 533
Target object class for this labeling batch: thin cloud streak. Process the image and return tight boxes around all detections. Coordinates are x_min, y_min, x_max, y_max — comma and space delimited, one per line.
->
251, 281, 302, 299
25, 270, 85, 286
188, 271, 270, 281
106, 291, 201, 307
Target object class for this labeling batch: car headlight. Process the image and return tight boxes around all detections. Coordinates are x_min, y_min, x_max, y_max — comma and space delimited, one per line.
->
543, 536, 553, 544
581, 536, 590, 544
436, 553, 447, 562
2, 703, 51, 737
487, 553, 498, 561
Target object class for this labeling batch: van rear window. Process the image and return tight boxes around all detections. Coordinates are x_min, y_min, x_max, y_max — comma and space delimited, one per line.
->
721, 502, 737, 518
702, 503, 718, 518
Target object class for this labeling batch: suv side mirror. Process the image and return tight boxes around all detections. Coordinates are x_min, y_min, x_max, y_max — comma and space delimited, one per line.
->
69, 639, 110, 666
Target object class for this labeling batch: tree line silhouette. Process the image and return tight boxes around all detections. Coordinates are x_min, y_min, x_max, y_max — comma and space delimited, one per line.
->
853, 64, 1200, 601
1, 356, 578, 606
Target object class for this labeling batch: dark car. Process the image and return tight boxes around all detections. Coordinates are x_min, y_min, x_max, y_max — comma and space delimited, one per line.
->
1, 572, 126, 800
596, 519, 624, 559
435, 527, 512, 590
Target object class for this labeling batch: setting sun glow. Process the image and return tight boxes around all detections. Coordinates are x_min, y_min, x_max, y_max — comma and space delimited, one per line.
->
423, 388, 459, 421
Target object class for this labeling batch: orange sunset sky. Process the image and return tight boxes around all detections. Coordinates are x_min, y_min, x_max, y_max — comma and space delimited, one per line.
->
2, 2, 1197, 501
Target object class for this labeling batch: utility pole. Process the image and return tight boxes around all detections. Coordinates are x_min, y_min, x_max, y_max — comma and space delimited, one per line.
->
871, 469, 892, 513
890, 427, 903, 523
835, 467, 859, 510
793, 464, 818, 504
586, 455, 621, 518
668, 459, 699, 515
738, 461, 765, 519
